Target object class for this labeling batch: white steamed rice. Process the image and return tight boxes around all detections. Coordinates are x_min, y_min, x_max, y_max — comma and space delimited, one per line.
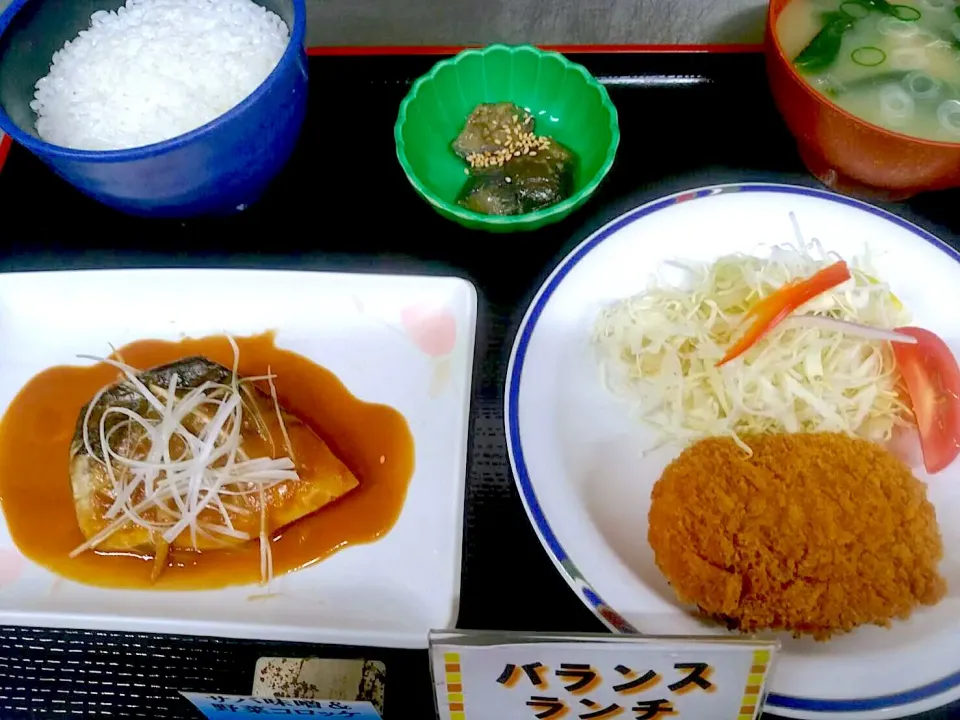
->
30, 0, 290, 151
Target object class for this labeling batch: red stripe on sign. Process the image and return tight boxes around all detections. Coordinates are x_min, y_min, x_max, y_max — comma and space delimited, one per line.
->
305, 43, 765, 56
0, 134, 11, 173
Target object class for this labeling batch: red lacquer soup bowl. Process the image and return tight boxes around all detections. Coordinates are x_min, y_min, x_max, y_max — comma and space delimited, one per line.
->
766, 0, 960, 200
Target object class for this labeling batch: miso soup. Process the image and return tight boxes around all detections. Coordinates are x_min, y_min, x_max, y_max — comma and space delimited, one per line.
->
777, 0, 960, 142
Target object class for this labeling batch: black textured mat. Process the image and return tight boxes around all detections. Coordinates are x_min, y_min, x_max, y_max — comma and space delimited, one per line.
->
0, 51, 957, 720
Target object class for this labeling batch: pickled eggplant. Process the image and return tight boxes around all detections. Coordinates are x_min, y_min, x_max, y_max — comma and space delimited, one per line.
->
457, 143, 575, 216
458, 171, 522, 216
452, 103, 535, 159
453, 102, 577, 217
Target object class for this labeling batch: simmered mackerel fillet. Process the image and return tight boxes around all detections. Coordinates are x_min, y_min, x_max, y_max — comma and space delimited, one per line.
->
69, 356, 358, 554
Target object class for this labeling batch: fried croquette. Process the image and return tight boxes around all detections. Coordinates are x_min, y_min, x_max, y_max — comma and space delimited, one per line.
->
647, 432, 946, 640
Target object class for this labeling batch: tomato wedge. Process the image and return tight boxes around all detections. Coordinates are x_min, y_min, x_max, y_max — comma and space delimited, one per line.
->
892, 326, 960, 474
717, 260, 851, 366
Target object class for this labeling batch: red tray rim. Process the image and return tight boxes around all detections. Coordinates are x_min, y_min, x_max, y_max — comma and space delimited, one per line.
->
0, 43, 762, 172
306, 43, 764, 55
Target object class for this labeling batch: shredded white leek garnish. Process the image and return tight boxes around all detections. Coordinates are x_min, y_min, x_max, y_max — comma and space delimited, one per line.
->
593, 219, 912, 452
267, 364, 296, 465
70, 336, 299, 587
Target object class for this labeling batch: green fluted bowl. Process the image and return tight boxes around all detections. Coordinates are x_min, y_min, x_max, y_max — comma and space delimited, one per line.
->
394, 44, 620, 233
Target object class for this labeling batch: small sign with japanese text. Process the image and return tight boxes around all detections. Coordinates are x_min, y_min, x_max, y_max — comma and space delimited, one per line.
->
430, 630, 778, 720
180, 692, 382, 720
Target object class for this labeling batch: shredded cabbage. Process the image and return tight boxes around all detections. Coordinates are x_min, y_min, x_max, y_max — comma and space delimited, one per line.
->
593, 236, 912, 452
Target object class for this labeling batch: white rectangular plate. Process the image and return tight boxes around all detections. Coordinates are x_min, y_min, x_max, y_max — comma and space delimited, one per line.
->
0, 269, 477, 649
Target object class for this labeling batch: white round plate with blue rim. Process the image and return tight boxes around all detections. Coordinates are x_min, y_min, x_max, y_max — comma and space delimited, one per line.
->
505, 182, 960, 720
